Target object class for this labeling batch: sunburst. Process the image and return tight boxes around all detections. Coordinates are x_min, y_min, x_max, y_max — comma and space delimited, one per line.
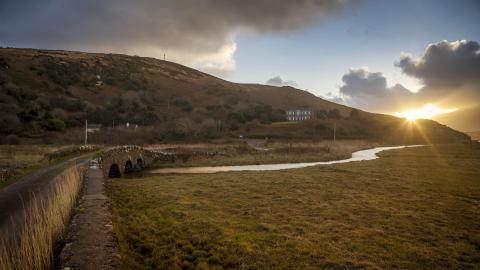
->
394, 104, 457, 122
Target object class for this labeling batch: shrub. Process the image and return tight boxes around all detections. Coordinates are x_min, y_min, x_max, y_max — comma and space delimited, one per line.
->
227, 112, 246, 124
42, 61, 80, 88
1, 134, 21, 144
0, 93, 15, 104
205, 105, 218, 111
0, 114, 21, 134
316, 110, 328, 119
49, 97, 85, 112
43, 117, 66, 131
17, 103, 42, 123
0, 71, 7, 86
328, 109, 341, 119
135, 111, 159, 126
173, 98, 193, 112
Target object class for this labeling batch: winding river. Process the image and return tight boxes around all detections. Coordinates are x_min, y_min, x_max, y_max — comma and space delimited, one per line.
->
149, 145, 424, 174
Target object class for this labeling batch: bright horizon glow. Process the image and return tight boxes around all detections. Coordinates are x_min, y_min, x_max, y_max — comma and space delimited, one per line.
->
394, 104, 458, 122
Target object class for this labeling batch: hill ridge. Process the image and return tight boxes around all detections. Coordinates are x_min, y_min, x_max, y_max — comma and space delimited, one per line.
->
0, 48, 470, 144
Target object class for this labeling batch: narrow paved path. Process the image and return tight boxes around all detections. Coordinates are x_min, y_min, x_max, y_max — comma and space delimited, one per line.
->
0, 153, 92, 233
60, 166, 121, 269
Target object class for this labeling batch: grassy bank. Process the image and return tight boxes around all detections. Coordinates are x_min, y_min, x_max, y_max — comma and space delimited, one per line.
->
150, 140, 377, 168
0, 165, 85, 270
109, 143, 480, 269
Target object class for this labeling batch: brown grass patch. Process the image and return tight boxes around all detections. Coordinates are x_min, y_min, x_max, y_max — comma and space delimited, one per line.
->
0, 165, 85, 270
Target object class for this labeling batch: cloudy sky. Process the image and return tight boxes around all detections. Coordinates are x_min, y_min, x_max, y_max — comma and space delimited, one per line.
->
1, 0, 479, 114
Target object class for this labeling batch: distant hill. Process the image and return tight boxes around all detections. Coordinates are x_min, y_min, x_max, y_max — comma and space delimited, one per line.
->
466, 131, 480, 140
0, 48, 470, 144
432, 105, 480, 132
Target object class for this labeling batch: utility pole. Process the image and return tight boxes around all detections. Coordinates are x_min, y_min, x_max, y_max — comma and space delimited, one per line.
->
84, 120, 88, 145
333, 122, 336, 143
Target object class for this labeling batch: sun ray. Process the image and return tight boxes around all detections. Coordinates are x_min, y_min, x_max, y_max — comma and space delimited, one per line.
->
409, 120, 451, 169
394, 104, 457, 122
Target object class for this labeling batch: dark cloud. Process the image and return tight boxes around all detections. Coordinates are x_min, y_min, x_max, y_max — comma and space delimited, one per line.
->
396, 40, 480, 107
0, 0, 353, 76
265, 76, 298, 87
335, 40, 480, 112
397, 40, 480, 88
338, 68, 414, 111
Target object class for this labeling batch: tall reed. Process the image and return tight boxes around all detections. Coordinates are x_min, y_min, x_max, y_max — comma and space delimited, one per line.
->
0, 165, 84, 270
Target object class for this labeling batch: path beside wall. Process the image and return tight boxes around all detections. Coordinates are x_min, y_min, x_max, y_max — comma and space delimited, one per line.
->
60, 164, 121, 269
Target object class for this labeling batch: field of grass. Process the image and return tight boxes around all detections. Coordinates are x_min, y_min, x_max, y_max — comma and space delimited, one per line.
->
150, 140, 377, 168
109, 143, 480, 269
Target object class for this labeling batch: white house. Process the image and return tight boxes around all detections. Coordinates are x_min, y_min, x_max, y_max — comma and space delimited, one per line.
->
286, 108, 313, 121
87, 124, 102, 133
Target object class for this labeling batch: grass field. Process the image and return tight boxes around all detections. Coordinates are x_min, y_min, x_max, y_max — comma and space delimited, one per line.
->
109, 143, 480, 269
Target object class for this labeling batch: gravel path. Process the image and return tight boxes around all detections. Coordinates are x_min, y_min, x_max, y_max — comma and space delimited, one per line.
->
60, 165, 121, 270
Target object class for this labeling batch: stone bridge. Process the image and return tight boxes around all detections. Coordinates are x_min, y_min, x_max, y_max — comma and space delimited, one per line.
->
99, 146, 174, 178
99, 145, 228, 178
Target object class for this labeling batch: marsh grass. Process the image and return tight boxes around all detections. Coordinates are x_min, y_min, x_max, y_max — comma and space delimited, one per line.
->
0, 165, 85, 270
109, 143, 480, 269
151, 140, 377, 168
0, 145, 66, 167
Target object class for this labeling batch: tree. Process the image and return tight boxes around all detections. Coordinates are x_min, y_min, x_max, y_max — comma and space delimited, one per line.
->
316, 110, 327, 119
43, 117, 66, 131
0, 114, 20, 134
327, 109, 341, 119
227, 112, 246, 124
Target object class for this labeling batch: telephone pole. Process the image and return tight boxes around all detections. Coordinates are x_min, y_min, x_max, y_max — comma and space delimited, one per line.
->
333, 122, 336, 143
84, 120, 88, 145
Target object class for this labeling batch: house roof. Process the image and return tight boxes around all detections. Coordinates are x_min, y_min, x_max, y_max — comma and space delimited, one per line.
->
286, 107, 312, 111
87, 124, 102, 128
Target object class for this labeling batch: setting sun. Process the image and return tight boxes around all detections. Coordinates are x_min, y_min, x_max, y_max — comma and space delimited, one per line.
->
394, 104, 458, 122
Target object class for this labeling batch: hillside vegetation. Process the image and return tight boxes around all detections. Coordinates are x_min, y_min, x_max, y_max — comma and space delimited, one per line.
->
0, 48, 469, 144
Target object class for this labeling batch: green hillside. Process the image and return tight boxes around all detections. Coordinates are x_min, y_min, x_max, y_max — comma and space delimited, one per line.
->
0, 48, 470, 144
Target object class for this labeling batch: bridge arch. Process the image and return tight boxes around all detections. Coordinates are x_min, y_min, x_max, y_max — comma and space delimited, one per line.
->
108, 164, 121, 178
124, 160, 133, 173
136, 158, 144, 169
